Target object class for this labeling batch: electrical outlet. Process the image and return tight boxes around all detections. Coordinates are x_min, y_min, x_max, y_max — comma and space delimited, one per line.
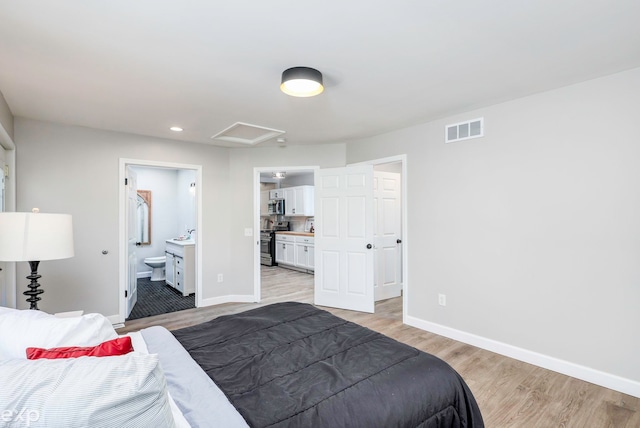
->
244, 228, 253, 236
438, 294, 446, 306
217, 274, 223, 283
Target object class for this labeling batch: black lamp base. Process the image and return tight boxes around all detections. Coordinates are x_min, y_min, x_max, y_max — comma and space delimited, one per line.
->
24, 260, 43, 310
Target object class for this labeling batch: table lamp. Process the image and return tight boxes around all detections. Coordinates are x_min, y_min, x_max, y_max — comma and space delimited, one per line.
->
0, 208, 74, 310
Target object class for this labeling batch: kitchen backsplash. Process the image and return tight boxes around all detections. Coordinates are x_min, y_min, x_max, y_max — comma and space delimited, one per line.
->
287, 217, 313, 232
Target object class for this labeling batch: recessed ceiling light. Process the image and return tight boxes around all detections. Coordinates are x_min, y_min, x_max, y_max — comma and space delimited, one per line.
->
170, 126, 183, 132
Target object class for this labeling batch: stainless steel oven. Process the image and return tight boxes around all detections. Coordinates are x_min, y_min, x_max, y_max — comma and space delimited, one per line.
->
260, 221, 289, 266
260, 231, 273, 266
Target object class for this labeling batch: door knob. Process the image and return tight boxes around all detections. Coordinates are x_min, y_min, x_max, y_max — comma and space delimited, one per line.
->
366, 244, 372, 249
397, 239, 402, 244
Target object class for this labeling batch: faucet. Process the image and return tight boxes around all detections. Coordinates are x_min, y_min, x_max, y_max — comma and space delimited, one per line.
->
187, 228, 195, 238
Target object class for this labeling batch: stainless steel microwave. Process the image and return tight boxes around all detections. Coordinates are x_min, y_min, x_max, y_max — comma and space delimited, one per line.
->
268, 199, 285, 215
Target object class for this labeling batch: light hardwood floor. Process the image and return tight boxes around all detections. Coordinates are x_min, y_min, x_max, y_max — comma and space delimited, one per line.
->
119, 266, 639, 427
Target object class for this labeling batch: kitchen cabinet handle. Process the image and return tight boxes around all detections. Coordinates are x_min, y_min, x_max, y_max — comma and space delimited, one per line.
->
397, 239, 402, 244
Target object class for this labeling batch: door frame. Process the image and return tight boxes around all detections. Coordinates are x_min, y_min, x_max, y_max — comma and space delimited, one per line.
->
0, 124, 16, 308
349, 154, 408, 323
372, 169, 403, 302
252, 165, 319, 303
118, 158, 203, 324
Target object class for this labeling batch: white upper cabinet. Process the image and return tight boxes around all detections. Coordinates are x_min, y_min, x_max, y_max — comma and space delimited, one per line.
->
284, 188, 296, 216
269, 189, 285, 199
284, 185, 314, 216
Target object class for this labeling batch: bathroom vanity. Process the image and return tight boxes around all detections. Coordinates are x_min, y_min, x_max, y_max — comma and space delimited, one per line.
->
165, 239, 195, 296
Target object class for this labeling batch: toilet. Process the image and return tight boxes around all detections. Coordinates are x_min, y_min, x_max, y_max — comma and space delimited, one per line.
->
144, 256, 166, 281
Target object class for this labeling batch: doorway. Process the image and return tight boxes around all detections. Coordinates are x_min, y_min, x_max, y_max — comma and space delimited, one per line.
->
354, 155, 407, 320
118, 159, 203, 324
253, 166, 318, 303
253, 155, 407, 321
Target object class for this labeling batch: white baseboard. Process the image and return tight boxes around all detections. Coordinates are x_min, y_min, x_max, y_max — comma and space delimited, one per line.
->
137, 270, 152, 279
107, 313, 124, 328
198, 294, 256, 308
405, 315, 640, 398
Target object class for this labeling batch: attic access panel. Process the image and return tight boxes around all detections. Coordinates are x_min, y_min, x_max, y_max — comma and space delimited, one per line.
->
211, 122, 285, 145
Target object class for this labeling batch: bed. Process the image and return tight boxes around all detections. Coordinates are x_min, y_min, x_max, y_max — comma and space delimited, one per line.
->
0, 302, 483, 427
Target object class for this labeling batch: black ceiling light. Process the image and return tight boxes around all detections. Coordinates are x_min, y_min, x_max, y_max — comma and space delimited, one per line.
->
280, 67, 324, 97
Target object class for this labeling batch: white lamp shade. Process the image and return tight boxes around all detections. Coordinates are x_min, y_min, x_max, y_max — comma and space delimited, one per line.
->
0, 212, 74, 262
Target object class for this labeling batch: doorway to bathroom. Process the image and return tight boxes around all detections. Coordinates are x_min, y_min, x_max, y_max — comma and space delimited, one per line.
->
118, 159, 202, 323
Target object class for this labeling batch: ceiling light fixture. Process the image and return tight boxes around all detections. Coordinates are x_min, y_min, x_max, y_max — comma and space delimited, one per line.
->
272, 172, 286, 179
280, 67, 324, 97
170, 126, 183, 132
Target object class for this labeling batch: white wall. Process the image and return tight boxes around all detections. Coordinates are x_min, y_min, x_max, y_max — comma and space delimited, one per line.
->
176, 169, 196, 237
14, 119, 230, 314
0, 90, 13, 140
346, 68, 640, 389
280, 173, 314, 187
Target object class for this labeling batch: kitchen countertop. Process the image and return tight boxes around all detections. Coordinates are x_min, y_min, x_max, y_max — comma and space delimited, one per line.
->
275, 231, 314, 237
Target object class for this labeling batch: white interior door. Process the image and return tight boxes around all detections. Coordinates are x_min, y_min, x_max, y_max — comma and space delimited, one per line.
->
373, 171, 403, 301
314, 165, 375, 313
126, 167, 138, 317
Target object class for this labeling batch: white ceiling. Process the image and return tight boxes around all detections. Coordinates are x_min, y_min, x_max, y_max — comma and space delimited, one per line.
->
1, 1, 639, 148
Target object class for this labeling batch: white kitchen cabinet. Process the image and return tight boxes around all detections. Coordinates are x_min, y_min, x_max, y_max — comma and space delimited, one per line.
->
165, 240, 195, 296
276, 234, 314, 272
307, 245, 315, 270
284, 185, 314, 216
294, 236, 315, 271
275, 234, 295, 265
260, 190, 270, 216
283, 188, 296, 216
269, 189, 285, 200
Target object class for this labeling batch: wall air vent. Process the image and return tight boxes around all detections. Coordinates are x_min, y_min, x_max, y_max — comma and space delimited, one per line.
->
211, 122, 285, 145
445, 118, 484, 144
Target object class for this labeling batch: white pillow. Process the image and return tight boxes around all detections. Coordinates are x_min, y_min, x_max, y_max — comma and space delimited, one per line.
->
0, 311, 117, 359
0, 306, 20, 315
0, 353, 176, 428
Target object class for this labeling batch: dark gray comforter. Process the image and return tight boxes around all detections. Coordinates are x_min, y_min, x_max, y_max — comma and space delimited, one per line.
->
173, 302, 484, 428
